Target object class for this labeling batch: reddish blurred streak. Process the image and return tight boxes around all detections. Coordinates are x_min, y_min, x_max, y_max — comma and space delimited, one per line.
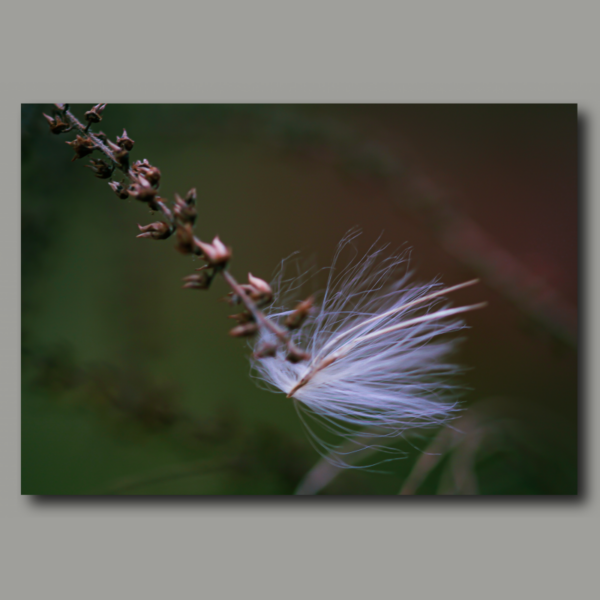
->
397, 177, 577, 348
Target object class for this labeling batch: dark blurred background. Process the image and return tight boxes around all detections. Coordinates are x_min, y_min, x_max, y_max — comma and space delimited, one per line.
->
21, 104, 578, 495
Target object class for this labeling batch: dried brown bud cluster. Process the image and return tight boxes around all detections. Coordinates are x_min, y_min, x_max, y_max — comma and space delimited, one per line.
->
286, 346, 311, 363
253, 342, 278, 358
229, 323, 259, 338
173, 189, 197, 225
195, 236, 232, 267
46, 102, 312, 364
116, 130, 135, 151
128, 177, 158, 208
224, 274, 274, 339
43, 113, 71, 135
228, 311, 254, 324
132, 158, 160, 186
175, 222, 196, 255
106, 139, 130, 170
66, 135, 95, 161
180, 236, 231, 295
224, 273, 273, 307
182, 271, 212, 290
108, 180, 129, 199
86, 158, 114, 179
84, 103, 107, 125
285, 297, 314, 330
137, 221, 173, 240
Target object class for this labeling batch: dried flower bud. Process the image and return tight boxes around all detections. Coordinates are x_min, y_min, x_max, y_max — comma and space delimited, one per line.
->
228, 312, 254, 324
66, 135, 95, 161
106, 139, 129, 169
137, 221, 173, 240
43, 113, 70, 135
182, 272, 211, 290
254, 342, 278, 359
86, 158, 114, 179
54, 103, 68, 111
132, 159, 151, 174
128, 177, 157, 204
195, 236, 231, 267
84, 103, 107, 124
116, 129, 135, 151
185, 188, 197, 203
108, 180, 129, 199
138, 165, 161, 187
285, 297, 314, 330
238, 284, 258, 295
229, 323, 259, 338
286, 345, 311, 363
173, 192, 197, 225
224, 284, 260, 305
175, 223, 196, 254
247, 273, 273, 299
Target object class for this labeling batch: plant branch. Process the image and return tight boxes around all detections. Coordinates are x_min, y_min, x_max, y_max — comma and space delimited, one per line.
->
49, 104, 310, 362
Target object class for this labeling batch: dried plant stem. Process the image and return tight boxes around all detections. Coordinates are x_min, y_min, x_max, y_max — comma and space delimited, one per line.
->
55, 105, 306, 360
221, 270, 305, 357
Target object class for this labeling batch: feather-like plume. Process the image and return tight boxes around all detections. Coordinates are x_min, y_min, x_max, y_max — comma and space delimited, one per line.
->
251, 232, 486, 466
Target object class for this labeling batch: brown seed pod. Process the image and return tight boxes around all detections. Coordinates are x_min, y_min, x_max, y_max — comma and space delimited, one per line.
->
229, 323, 259, 338
285, 297, 314, 330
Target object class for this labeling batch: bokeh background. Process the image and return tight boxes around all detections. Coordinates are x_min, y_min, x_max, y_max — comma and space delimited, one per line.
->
21, 104, 578, 495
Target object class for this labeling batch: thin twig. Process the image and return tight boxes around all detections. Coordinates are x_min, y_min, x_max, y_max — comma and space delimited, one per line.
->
53, 104, 308, 361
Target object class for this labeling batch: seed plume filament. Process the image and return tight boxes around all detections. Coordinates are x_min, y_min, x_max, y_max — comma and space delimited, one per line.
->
286, 301, 487, 398
313, 278, 481, 363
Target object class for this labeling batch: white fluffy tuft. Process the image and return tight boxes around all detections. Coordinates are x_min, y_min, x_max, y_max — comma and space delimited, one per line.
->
251, 232, 483, 467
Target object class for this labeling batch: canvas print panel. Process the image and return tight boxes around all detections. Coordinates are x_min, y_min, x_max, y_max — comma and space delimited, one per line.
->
21, 104, 577, 495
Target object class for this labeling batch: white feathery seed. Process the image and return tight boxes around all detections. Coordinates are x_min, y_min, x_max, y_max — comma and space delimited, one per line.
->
251, 232, 485, 465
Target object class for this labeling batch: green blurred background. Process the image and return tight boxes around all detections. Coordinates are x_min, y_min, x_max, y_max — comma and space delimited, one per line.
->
21, 104, 578, 495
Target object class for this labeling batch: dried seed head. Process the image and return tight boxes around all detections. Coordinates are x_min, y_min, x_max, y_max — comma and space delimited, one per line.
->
132, 159, 151, 174
185, 188, 197, 203
285, 345, 311, 363
195, 236, 231, 267
285, 296, 314, 330
136, 221, 173, 240
229, 323, 259, 338
251, 233, 484, 466
108, 180, 129, 199
106, 139, 129, 169
84, 103, 107, 124
128, 177, 157, 204
43, 113, 70, 135
66, 135, 95, 161
173, 193, 197, 225
86, 158, 114, 179
95, 131, 109, 143
182, 272, 211, 290
254, 342, 278, 359
133, 158, 161, 187
116, 129, 135, 151
138, 165, 161, 187
247, 273, 273, 299
228, 312, 254, 324
175, 223, 196, 255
